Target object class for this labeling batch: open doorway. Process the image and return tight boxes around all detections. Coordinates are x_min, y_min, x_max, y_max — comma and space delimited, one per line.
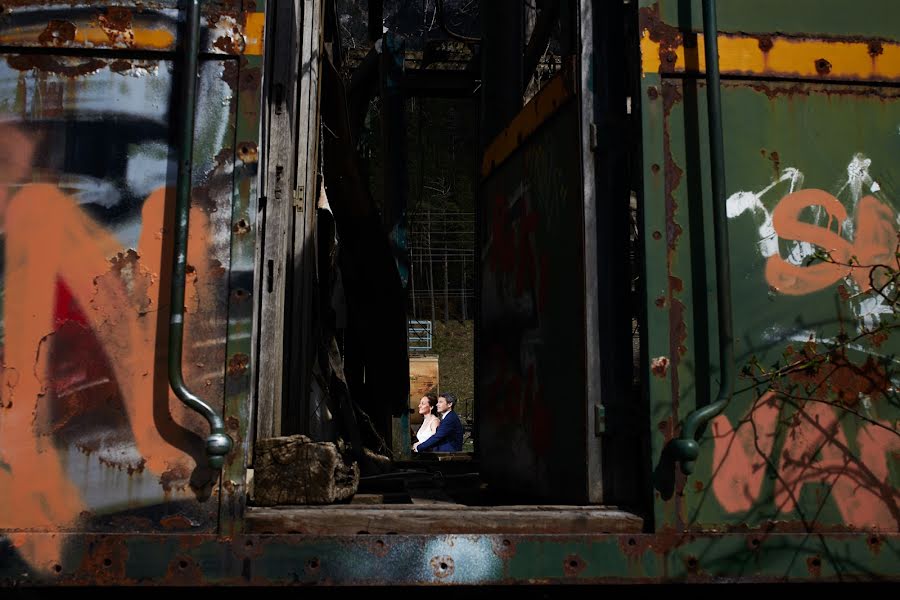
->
250, 0, 647, 516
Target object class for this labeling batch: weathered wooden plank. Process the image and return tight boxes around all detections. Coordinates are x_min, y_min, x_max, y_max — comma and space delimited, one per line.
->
288, 0, 325, 435
245, 506, 643, 534
255, 0, 304, 441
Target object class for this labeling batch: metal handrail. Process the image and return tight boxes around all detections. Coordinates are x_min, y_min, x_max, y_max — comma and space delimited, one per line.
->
670, 0, 735, 475
168, 0, 233, 469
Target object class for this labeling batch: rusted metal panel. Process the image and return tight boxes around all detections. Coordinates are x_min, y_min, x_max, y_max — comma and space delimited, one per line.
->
478, 68, 593, 502
219, 0, 266, 532
640, 1, 900, 535
0, 3, 264, 55
2, 531, 899, 584
0, 3, 261, 575
639, 1, 900, 82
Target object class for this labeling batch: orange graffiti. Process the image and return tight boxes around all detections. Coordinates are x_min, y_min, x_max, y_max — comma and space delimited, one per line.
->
766, 189, 897, 295
711, 391, 900, 528
0, 177, 214, 570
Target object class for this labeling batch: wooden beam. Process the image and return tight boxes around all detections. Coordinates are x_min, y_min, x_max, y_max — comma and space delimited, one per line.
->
245, 506, 643, 534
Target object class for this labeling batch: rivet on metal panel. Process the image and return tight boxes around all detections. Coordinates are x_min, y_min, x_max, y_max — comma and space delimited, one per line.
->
807, 555, 822, 576
815, 58, 832, 75
647, 86, 659, 100
652, 231, 662, 240
651, 163, 660, 174
233, 219, 251, 234
563, 554, 586, 576
685, 556, 699, 574
430, 556, 454, 579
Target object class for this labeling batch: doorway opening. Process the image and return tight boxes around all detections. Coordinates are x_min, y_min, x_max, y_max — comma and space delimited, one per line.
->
250, 0, 648, 519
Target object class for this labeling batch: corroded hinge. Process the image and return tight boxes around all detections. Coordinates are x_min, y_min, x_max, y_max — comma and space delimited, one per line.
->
293, 186, 304, 211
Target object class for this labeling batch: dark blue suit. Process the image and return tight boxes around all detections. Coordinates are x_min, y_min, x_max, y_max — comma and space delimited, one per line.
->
416, 410, 464, 452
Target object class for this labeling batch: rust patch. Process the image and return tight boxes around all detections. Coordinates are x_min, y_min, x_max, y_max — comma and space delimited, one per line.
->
563, 554, 586, 576
869, 330, 889, 348
430, 555, 454, 579
655, 296, 665, 308
305, 556, 321, 577
652, 526, 691, 555
232, 219, 251, 235
237, 141, 259, 164
619, 534, 651, 560
651, 356, 669, 378
768, 150, 780, 175
806, 555, 822, 576
6, 55, 107, 78
76, 535, 131, 585
685, 555, 700, 575
693, 480, 704, 492
227, 353, 250, 377
160, 515, 195, 531
784, 343, 891, 405
639, 4, 683, 74
39, 20, 76, 46
652, 230, 662, 240
240, 65, 262, 93
868, 41, 884, 57
159, 464, 192, 493
99, 7, 135, 46
166, 555, 204, 585
746, 536, 763, 551
867, 534, 882, 555
662, 80, 686, 429
491, 538, 517, 560
370, 539, 389, 558
214, 35, 239, 54
758, 35, 774, 52
814, 58, 832, 75
109, 59, 133, 73
744, 80, 900, 102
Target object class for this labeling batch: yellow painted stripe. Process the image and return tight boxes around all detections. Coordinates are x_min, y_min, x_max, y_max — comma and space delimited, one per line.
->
243, 12, 265, 56
641, 32, 900, 81
0, 15, 265, 55
482, 60, 576, 178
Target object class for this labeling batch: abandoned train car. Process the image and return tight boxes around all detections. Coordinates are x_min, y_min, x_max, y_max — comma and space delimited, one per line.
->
0, 0, 898, 586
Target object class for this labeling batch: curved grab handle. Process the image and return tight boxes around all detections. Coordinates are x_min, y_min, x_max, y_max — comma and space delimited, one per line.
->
670, 0, 734, 475
169, 0, 233, 469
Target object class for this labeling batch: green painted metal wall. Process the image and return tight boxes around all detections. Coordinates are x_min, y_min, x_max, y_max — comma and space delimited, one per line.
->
640, 0, 900, 533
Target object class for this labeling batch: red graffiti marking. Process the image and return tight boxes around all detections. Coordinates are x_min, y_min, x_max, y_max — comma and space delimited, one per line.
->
712, 392, 900, 528
766, 190, 897, 295
0, 183, 214, 572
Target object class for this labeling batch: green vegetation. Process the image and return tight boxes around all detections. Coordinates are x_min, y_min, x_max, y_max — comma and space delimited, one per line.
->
431, 320, 474, 450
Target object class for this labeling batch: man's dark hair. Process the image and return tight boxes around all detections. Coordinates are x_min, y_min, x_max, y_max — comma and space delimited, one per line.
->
439, 392, 456, 408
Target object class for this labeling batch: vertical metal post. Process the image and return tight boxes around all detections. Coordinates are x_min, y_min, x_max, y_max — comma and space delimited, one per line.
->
671, 0, 735, 475
169, 0, 233, 469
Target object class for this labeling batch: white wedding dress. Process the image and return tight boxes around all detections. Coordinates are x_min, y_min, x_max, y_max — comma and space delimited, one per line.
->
416, 414, 440, 444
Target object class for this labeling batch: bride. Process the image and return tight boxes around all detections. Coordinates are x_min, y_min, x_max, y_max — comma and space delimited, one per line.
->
415, 394, 440, 447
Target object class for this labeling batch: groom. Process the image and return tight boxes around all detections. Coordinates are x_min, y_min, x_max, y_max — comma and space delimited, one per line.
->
413, 392, 464, 452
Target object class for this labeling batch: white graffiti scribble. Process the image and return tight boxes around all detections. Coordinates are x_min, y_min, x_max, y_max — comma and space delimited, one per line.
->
729, 154, 896, 333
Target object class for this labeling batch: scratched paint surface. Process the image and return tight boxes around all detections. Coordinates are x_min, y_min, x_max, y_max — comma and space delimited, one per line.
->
478, 98, 591, 501
0, 3, 265, 55
643, 74, 900, 531
0, 51, 241, 572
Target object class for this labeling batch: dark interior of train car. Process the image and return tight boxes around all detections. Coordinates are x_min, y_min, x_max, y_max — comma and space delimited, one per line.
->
246, 0, 651, 533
